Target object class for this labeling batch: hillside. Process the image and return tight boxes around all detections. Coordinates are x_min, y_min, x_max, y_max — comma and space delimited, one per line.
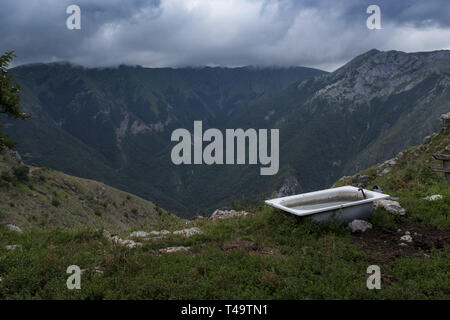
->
335, 112, 450, 229
0, 114, 448, 299
0, 149, 179, 231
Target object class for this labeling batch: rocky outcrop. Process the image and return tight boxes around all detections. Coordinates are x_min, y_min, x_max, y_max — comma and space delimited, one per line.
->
374, 200, 406, 216
273, 176, 299, 197
210, 210, 250, 220
440, 112, 450, 128
311, 50, 450, 107
103, 230, 142, 249
173, 227, 202, 237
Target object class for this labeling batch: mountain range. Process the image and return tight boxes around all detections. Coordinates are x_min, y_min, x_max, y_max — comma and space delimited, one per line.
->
3, 49, 450, 217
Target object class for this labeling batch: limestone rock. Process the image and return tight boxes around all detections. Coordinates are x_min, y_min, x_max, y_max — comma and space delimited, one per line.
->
6, 224, 22, 233
374, 199, 406, 215
129, 231, 150, 238
400, 234, 413, 243
173, 227, 202, 237
348, 220, 372, 233
5, 245, 21, 251
210, 209, 250, 221
424, 194, 443, 201
150, 230, 170, 236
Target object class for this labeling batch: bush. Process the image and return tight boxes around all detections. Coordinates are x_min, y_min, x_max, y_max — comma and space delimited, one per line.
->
13, 165, 29, 181
51, 198, 61, 207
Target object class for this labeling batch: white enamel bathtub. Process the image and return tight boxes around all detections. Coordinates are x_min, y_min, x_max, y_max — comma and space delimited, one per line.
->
265, 186, 390, 223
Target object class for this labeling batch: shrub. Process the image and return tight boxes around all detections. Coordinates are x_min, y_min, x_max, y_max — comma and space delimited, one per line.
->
13, 165, 29, 181
51, 198, 61, 207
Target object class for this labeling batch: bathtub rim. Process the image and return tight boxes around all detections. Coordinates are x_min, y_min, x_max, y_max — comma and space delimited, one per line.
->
265, 186, 390, 217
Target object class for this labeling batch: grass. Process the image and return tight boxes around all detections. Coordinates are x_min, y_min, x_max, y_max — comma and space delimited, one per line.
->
0, 151, 180, 231
335, 126, 450, 230
0, 206, 449, 299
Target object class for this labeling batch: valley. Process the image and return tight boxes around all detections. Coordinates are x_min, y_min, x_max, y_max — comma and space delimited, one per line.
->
3, 49, 450, 218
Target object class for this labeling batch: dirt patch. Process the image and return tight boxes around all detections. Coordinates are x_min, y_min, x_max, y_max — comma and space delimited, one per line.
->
221, 240, 259, 251
353, 219, 450, 265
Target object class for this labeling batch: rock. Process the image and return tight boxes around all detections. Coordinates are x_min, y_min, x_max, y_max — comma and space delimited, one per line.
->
424, 194, 443, 201
210, 209, 250, 221
404, 231, 410, 235
173, 227, 202, 237
158, 246, 190, 254
423, 135, 432, 144
5, 245, 21, 251
149, 230, 170, 236
193, 215, 206, 220
399, 242, 408, 247
5, 149, 23, 164
116, 238, 142, 249
273, 176, 299, 197
351, 174, 371, 187
102, 230, 111, 237
386, 158, 397, 166
374, 199, 406, 215
440, 112, 450, 128
106, 233, 142, 249
400, 235, 413, 243
348, 220, 372, 233
6, 224, 22, 233
380, 168, 391, 176
423, 253, 431, 259
221, 240, 259, 251
129, 231, 150, 238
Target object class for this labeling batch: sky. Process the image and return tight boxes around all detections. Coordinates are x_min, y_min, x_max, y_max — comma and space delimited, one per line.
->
1, 0, 450, 72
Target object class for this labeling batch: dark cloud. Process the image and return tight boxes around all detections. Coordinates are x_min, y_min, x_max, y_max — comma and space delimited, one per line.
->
1, 0, 449, 71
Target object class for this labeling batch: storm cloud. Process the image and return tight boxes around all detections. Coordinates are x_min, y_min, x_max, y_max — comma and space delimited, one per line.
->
1, 0, 450, 71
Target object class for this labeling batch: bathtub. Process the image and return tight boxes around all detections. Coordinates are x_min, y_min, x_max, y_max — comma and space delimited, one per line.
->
265, 186, 390, 224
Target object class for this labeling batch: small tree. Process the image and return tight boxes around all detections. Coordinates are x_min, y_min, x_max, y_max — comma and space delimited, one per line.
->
0, 51, 30, 150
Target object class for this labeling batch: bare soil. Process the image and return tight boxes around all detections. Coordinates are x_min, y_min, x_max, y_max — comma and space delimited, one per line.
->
352, 219, 450, 265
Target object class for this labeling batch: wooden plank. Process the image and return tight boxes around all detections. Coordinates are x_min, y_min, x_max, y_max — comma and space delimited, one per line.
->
432, 154, 450, 161
430, 167, 450, 173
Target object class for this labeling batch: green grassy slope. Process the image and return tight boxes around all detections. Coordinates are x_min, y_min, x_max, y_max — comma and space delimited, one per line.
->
335, 121, 450, 230
0, 150, 179, 231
